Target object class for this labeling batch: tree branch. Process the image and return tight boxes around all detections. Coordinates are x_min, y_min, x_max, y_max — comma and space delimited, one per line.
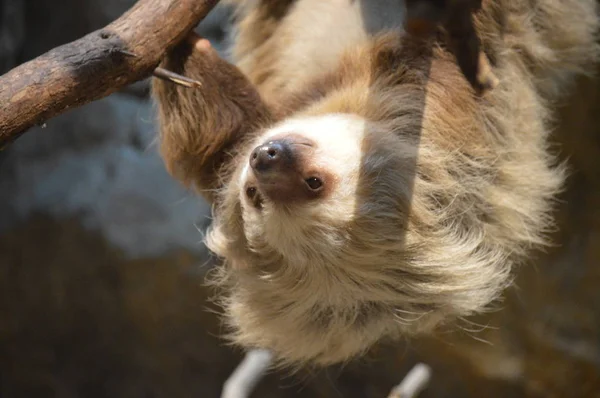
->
0, 0, 220, 148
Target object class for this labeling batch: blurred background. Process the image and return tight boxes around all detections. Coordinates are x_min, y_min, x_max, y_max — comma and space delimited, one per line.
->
1, 0, 600, 397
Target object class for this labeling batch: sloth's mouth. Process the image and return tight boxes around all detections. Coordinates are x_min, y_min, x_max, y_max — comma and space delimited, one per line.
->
245, 186, 264, 209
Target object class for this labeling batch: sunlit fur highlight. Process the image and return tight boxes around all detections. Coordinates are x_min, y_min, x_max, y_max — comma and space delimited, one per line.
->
154, 0, 600, 367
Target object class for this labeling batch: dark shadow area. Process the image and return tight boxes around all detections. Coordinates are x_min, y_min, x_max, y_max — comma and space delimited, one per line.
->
359, 0, 406, 34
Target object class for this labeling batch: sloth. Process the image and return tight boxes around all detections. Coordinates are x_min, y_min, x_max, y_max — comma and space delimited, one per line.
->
152, 0, 600, 367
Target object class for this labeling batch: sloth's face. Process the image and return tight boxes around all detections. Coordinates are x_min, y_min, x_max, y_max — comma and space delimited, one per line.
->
240, 114, 365, 208
237, 114, 381, 258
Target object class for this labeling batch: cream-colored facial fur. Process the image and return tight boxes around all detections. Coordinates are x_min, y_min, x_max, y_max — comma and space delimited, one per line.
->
238, 114, 366, 261
153, 0, 600, 368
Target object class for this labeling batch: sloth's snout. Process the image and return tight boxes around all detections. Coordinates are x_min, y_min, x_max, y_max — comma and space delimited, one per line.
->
244, 134, 326, 205
250, 140, 294, 173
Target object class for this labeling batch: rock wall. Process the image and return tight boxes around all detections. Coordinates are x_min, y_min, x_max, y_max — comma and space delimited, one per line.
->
1, 1, 599, 397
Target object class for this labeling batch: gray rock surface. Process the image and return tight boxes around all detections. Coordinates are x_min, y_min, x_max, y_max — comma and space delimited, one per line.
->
0, 94, 211, 259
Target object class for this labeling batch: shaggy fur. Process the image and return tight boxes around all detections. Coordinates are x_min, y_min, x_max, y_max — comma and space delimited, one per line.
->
152, 0, 600, 367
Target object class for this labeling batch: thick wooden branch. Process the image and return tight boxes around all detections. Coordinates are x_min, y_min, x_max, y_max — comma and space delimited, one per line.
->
0, 0, 220, 148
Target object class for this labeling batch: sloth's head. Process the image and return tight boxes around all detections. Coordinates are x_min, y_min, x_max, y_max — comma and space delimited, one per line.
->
237, 114, 376, 261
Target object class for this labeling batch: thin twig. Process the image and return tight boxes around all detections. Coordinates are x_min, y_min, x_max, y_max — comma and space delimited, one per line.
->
221, 349, 273, 398
387, 363, 432, 398
115, 48, 201, 88
153, 67, 202, 88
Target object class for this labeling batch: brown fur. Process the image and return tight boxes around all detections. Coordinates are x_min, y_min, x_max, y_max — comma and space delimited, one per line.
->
152, 0, 600, 367
153, 35, 273, 202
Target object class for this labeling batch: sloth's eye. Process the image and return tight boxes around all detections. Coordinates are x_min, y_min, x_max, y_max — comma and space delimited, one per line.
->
246, 186, 257, 198
305, 177, 323, 191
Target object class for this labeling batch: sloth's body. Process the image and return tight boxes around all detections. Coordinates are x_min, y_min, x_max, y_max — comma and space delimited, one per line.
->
153, 0, 600, 367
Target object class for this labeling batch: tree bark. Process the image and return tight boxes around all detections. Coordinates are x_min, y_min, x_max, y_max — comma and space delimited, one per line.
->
0, 0, 220, 148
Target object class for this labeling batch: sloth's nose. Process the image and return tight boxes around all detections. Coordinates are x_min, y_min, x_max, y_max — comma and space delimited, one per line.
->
250, 140, 292, 172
